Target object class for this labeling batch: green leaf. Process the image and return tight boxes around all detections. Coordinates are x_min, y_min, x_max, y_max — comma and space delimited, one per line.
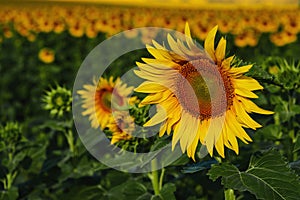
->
294, 133, 300, 152
245, 64, 273, 81
159, 183, 176, 200
294, 134, 300, 149
181, 160, 218, 173
256, 124, 282, 140
151, 195, 162, 200
122, 180, 148, 198
170, 154, 190, 166
208, 150, 300, 200
0, 186, 19, 200
275, 103, 294, 123
107, 180, 147, 200
291, 104, 300, 115
150, 136, 171, 151
290, 160, 300, 175
136, 193, 153, 200
58, 185, 104, 200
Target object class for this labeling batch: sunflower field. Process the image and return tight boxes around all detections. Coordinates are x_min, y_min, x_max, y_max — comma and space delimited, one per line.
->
1, 1, 300, 200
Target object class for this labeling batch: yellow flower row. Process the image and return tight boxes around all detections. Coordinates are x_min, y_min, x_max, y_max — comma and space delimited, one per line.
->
0, 4, 299, 46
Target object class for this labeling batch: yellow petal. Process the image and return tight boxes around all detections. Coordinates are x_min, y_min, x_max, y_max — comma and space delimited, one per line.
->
185, 22, 195, 49
220, 121, 233, 151
133, 70, 177, 84
159, 121, 168, 137
82, 107, 95, 116
215, 37, 226, 64
167, 34, 186, 58
83, 84, 96, 91
134, 81, 167, 93
152, 39, 165, 49
179, 113, 193, 152
199, 119, 210, 144
151, 40, 186, 62
204, 25, 218, 62
144, 105, 167, 127
176, 38, 196, 57
139, 91, 172, 107
134, 67, 178, 79
159, 96, 180, 112
204, 117, 221, 157
146, 44, 170, 60
224, 114, 239, 154
215, 131, 225, 158
226, 110, 252, 143
172, 111, 188, 151
233, 77, 263, 91
136, 61, 170, 73
233, 98, 262, 130
186, 116, 200, 154
229, 64, 253, 76
141, 58, 179, 69
235, 88, 258, 98
166, 106, 181, 135
237, 96, 274, 115
187, 123, 201, 161
221, 55, 234, 71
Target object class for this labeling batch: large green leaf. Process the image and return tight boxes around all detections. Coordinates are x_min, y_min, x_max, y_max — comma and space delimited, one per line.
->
181, 159, 218, 173
106, 180, 148, 200
159, 183, 176, 200
290, 160, 300, 176
208, 150, 300, 200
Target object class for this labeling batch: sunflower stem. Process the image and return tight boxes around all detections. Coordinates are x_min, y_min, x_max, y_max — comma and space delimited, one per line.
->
224, 188, 236, 200
150, 159, 160, 196
288, 92, 298, 161
65, 129, 75, 156
159, 167, 165, 191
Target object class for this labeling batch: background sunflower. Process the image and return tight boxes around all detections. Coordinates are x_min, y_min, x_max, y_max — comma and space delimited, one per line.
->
77, 76, 137, 129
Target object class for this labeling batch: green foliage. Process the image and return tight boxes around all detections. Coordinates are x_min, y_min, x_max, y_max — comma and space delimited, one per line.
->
208, 150, 300, 200
181, 160, 218, 173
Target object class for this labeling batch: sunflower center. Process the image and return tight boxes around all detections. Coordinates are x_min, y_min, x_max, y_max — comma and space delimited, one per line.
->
101, 91, 112, 111
175, 59, 234, 120
95, 89, 113, 112
55, 96, 63, 106
96, 89, 124, 112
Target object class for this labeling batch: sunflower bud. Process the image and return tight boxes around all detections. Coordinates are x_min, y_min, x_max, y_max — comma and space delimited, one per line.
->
43, 85, 72, 118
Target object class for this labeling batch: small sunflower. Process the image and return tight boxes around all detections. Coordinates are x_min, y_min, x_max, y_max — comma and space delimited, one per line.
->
134, 23, 273, 160
107, 111, 134, 144
38, 48, 55, 64
78, 76, 137, 130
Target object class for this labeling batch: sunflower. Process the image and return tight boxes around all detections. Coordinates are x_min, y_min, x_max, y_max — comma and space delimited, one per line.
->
78, 76, 137, 130
134, 23, 273, 160
107, 111, 134, 144
38, 48, 55, 64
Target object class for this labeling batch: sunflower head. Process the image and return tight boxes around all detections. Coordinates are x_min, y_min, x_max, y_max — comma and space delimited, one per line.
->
263, 57, 300, 90
39, 48, 55, 64
107, 111, 135, 144
0, 122, 23, 147
134, 23, 273, 160
78, 76, 138, 130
